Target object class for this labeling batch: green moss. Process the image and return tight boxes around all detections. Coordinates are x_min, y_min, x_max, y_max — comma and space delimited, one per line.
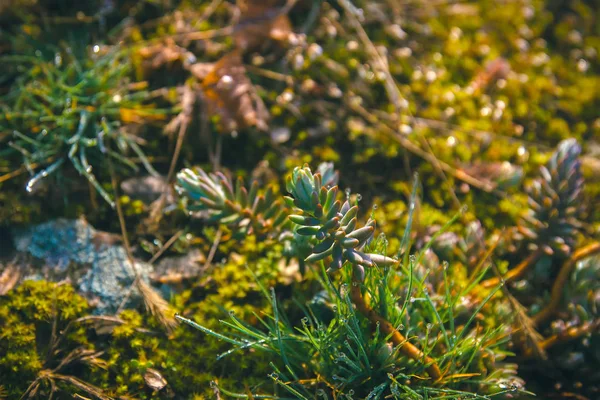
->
0, 281, 89, 398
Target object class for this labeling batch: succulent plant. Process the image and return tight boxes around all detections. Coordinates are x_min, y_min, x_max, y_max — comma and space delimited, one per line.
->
177, 167, 288, 239
284, 164, 396, 281
566, 255, 600, 320
518, 139, 584, 256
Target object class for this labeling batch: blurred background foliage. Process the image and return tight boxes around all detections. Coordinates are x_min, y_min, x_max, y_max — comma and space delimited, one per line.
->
1, 0, 599, 399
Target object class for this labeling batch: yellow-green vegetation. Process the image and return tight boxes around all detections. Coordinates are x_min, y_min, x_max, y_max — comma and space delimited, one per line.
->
1, 0, 599, 399
0, 244, 280, 399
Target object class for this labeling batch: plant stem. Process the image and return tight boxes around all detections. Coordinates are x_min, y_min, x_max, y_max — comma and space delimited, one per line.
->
539, 319, 600, 351
481, 248, 543, 289
533, 242, 600, 325
349, 276, 442, 380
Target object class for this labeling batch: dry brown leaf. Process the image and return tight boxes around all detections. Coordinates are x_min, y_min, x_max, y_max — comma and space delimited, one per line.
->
137, 39, 196, 71
202, 50, 269, 132
234, 0, 293, 51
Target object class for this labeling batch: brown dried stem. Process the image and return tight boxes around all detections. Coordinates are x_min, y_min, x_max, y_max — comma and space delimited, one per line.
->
533, 242, 600, 325
481, 248, 543, 289
349, 276, 442, 380
538, 319, 600, 351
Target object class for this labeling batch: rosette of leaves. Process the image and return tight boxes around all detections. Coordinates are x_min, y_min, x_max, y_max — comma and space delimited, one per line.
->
518, 139, 584, 256
176, 166, 288, 239
284, 164, 396, 281
0, 41, 167, 207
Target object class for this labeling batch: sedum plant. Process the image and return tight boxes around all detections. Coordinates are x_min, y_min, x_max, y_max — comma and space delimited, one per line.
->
482, 139, 587, 290
176, 163, 526, 399
473, 139, 600, 396
517, 138, 584, 257
177, 166, 290, 239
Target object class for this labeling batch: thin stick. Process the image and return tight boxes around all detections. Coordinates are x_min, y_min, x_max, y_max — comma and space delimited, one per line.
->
481, 248, 543, 289
350, 276, 442, 380
539, 319, 600, 351
148, 229, 185, 265
348, 101, 502, 194
203, 228, 223, 271
245, 65, 294, 85
533, 242, 600, 325
147, 86, 193, 226
107, 141, 175, 329
165, 104, 190, 185
107, 152, 134, 263
0, 161, 44, 184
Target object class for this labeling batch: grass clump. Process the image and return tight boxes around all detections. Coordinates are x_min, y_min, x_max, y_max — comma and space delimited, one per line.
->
0, 37, 169, 206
